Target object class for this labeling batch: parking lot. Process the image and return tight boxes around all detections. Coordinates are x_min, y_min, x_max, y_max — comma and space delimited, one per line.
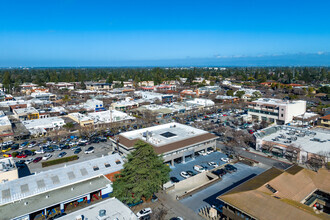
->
180, 162, 266, 213
3, 140, 114, 175
169, 151, 228, 181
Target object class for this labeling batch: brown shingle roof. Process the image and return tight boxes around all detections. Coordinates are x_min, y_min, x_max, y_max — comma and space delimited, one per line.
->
117, 133, 217, 155
320, 114, 330, 120
218, 167, 330, 220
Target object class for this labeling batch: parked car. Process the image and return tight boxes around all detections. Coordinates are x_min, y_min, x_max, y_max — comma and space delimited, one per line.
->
42, 153, 52, 160
58, 152, 67, 158
23, 150, 35, 156
225, 164, 237, 172
16, 153, 27, 158
208, 162, 218, 168
74, 148, 82, 154
3, 153, 12, 158
35, 149, 45, 154
136, 208, 152, 218
33, 157, 42, 163
186, 170, 196, 176
180, 171, 190, 179
170, 217, 184, 220
170, 177, 180, 183
25, 158, 34, 164
85, 146, 95, 154
221, 157, 229, 163
11, 144, 19, 150
194, 165, 206, 173
1, 146, 11, 152
71, 146, 80, 151
99, 137, 107, 142
44, 148, 54, 153
212, 168, 227, 177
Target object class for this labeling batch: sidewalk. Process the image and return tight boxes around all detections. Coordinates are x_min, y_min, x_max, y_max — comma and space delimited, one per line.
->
157, 191, 203, 220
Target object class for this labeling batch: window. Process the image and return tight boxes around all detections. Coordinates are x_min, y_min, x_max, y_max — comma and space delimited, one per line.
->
104, 163, 111, 168
281, 114, 283, 117
115, 160, 121, 165
93, 166, 99, 171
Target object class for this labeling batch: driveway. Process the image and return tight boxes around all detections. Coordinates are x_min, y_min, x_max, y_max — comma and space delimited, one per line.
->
180, 162, 266, 213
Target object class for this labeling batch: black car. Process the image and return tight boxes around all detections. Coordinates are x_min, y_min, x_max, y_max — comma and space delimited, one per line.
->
74, 148, 82, 154
99, 137, 107, 142
11, 144, 19, 150
78, 142, 86, 146
61, 144, 71, 149
224, 164, 237, 173
23, 150, 35, 156
91, 138, 100, 143
186, 170, 196, 176
212, 169, 227, 177
170, 177, 180, 183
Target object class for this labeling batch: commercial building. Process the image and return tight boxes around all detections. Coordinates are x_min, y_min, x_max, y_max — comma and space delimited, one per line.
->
247, 98, 306, 124
185, 98, 215, 108
111, 99, 139, 111
111, 122, 217, 166
13, 107, 39, 121
218, 165, 330, 220
31, 92, 56, 101
84, 99, 105, 111
85, 82, 111, 90
68, 113, 94, 127
140, 91, 174, 103
0, 157, 18, 183
60, 197, 138, 220
319, 115, 330, 128
0, 154, 123, 220
0, 111, 13, 140
254, 125, 330, 163
22, 117, 65, 136
88, 110, 135, 128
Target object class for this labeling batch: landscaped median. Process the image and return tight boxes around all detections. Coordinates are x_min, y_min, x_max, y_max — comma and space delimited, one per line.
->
41, 155, 79, 168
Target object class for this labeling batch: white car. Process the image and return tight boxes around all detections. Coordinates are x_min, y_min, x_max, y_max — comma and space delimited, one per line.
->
194, 165, 206, 173
42, 153, 52, 160
198, 150, 208, 156
35, 149, 45, 154
28, 143, 36, 148
84, 147, 95, 154
221, 157, 229, 163
136, 208, 152, 218
25, 158, 34, 164
208, 162, 218, 168
180, 171, 190, 179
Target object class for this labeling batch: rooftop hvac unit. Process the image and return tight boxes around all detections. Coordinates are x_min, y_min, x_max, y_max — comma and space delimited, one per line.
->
99, 209, 106, 217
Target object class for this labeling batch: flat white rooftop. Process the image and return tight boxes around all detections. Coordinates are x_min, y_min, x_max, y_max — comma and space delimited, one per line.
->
252, 98, 306, 106
256, 126, 330, 155
60, 197, 138, 220
0, 154, 123, 205
88, 110, 135, 123
121, 122, 208, 147
22, 117, 64, 129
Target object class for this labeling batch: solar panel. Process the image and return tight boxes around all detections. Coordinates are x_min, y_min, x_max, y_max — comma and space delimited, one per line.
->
37, 180, 46, 189
51, 175, 60, 185
67, 171, 76, 180
2, 189, 11, 199
20, 184, 29, 194
80, 168, 88, 176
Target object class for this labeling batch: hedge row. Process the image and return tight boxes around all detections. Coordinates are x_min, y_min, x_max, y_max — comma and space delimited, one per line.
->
41, 155, 79, 167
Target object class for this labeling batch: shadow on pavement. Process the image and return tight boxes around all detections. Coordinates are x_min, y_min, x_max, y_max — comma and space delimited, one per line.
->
203, 173, 257, 207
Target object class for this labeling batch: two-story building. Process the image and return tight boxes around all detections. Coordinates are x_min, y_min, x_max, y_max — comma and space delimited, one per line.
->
110, 122, 217, 166
247, 98, 306, 124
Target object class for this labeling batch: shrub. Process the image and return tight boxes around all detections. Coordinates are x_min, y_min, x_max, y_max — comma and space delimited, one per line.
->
41, 155, 78, 168
11, 152, 19, 157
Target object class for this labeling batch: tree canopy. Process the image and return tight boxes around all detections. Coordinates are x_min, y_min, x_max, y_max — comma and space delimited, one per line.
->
112, 140, 170, 204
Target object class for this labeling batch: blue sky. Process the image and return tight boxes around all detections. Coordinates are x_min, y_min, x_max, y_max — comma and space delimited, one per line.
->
0, 0, 329, 66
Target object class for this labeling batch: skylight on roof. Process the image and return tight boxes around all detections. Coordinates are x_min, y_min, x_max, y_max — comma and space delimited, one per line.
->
266, 184, 277, 193
20, 184, 29, 194
160, 131, 177, 138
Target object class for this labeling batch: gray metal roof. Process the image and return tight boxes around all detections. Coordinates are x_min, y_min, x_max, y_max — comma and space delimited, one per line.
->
1, 175, 111, 220
0, 154, 123, 205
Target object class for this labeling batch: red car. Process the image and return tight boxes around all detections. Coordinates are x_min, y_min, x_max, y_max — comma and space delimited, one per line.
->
33, 157, 42, 163
16, 154, 27, 158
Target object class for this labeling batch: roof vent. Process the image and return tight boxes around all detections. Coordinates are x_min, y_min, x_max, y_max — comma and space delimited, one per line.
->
99, 209, 106, 217
46, 195, 50, 199
24, 202, 28, 205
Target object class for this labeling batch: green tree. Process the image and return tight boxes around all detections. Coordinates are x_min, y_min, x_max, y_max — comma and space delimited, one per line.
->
112, 140, 170, 204
235, 91, 245, 98
226, 90, 234, 96
2, 71, 11, 92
